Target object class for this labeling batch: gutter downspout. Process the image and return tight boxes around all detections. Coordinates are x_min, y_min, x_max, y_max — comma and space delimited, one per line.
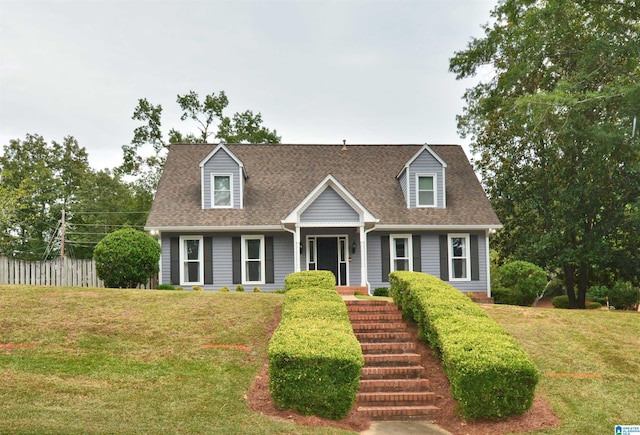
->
282, 224, 300, 272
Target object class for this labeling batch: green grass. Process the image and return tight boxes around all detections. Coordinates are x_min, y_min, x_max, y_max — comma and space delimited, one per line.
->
481, 304, 640, 434
0, 285, 354, 434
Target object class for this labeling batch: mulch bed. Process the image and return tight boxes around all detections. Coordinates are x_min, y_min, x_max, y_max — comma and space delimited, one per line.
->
246, 306, 560, 434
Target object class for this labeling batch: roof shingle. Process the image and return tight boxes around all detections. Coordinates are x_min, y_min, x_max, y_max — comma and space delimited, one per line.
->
145, 144, 501, 229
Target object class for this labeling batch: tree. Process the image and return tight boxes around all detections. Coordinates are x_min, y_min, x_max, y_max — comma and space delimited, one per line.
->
0, 134, 93, 260
450, 0, 640, 308
118, 91, 280, 192
94, 228, 160, 288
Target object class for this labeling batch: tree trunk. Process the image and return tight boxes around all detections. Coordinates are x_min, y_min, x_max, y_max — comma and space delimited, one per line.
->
576, 262, 589, 309
563, 264, 578, 308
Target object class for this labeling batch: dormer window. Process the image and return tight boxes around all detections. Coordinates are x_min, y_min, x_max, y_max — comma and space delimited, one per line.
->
212, 174, 232, 208
417, 174, 436, 207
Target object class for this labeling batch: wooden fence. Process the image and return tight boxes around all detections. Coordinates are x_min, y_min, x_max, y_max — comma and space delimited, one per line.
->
0, 257, 156, 289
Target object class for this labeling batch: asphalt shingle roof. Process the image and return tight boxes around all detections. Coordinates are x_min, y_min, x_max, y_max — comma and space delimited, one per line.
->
145, 144, 501, 229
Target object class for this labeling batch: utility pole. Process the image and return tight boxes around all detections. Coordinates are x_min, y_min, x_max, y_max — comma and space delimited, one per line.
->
60, 209, 66, 258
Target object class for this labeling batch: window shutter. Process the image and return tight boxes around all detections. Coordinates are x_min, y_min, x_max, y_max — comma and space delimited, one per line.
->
470, 234, 480, 281
412, 235, 422, 272
232, 237, 241, 284
204, 237, 213, 285
439, 235, 449, 281
265, 236, 274, 284
170, 237, 179, 285
381, 236, 390, 282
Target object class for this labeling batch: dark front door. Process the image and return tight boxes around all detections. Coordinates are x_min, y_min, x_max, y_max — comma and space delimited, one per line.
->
317, 237, 338, 285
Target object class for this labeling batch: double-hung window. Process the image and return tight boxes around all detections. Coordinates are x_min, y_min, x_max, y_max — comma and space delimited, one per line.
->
242, 236, 265, 284
180, 236, 203, 285
390, 235, 412, 272
212, 174, 232, 208
448, 234, 470, 280
417, 175, 436, 207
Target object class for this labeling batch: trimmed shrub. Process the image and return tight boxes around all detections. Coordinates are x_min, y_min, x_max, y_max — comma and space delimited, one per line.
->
552, 295, 570, 309
253, 287, 261, 293
373, 287, 389, 297
219, 286, 230, 292
268, 274, 363, 419
586, 301, 602, 310
495, 261, 547, 306
608, 280, 640, 310
192, 285, 203, 292
389, 271, 539, 420
586, 285, 608, 305
94, 228, 161, 288
157, 283, 175, 290
235, 285, 245, 292
284, 270, 335, 292
492, 286, 519, 306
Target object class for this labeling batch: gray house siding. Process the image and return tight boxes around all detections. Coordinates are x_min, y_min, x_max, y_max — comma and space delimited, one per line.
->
160, 231, 293, 291
407, 150, 445, 208
301, 187, 360, 222
202, 149, 242, 209
367, 231, 488, 293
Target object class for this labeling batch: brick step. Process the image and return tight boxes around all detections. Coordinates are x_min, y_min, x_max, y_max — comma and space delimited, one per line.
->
361, 342, 416, 354
361, 365, 426, 380
358, 378, 430, 392
336, 286, 368, 296
349, 312, 403, 322
364, 353, 422, 366
357, 405, 440, 420
345, 304, 398, 313
355, 332, 412, 343
351, 322, 407, 332
357, 391, 436, 407
344, 299, 390, 306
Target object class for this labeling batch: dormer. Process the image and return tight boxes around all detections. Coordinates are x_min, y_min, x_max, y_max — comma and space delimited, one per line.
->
397, 144, 447, 208
199, 144, 247, 209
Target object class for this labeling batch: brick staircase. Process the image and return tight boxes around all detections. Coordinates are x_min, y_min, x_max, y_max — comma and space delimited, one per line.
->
346, 299, 439, 420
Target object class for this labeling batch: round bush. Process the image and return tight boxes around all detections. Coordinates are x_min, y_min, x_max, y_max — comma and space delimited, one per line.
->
586, 285, 608, 305
495, 261, 548, 306
552, 295, 570, 309
608, 280, 640, 310
94, 228, 160, 288
373, 287, 389, 297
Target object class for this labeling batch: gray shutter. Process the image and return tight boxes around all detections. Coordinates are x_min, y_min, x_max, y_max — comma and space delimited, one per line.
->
204, 237, 213, 285
439, 235, 449, 281
381, 236, 390, 282
470, 234, 480, 281
170, 237, 179, 285
232, 237, 241, 284
412, 235, 421, 272
265, 236, 274, 284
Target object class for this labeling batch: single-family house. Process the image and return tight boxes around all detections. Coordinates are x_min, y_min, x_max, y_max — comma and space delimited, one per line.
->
145, 143, 502, 295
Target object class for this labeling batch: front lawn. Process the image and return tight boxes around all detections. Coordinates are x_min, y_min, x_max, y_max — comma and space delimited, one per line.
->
0, 285, 353, 434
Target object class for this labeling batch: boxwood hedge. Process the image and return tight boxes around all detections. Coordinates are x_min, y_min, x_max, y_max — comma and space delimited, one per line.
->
389, 271, 539, 420
268, 272, 364, 419
283, 270, 336, 292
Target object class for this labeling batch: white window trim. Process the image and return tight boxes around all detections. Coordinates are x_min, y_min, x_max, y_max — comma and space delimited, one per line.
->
448, 233, 471, 281
415, 173, 437, 208
211, 173, 234, 208
241, 235, 265, 285
179, 235, 204, 286
390, 234, 413, 273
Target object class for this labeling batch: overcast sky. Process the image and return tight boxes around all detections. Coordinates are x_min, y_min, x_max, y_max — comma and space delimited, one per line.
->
1, 0, 496, 171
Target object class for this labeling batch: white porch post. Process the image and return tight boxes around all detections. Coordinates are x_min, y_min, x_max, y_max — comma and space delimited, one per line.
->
294, 225, 301, 272
360, 224, 367, 287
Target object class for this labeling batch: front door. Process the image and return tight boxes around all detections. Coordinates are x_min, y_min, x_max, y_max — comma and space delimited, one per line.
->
311, 236, 348, 286
317, 237, 338, 284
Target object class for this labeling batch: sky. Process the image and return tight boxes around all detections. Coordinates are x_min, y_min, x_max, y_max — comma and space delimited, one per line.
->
0, 0, 497, 171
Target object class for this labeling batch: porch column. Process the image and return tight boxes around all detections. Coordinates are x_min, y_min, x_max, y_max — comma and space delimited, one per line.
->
359, 225, 367, 287
294, 225, 301, 272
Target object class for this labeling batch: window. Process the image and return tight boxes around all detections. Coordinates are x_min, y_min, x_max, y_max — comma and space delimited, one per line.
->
390, 235, 412, 272
180, 236, 203, 285
212, 174, 232, 207
449, 234, 470, 280
242, 236, 264, 284
417, 175, 436, 207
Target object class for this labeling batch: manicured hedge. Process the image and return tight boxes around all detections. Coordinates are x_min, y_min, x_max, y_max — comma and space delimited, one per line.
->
283, 270, 336, 292
268, 272, 364, 419
389, 271, 539, 420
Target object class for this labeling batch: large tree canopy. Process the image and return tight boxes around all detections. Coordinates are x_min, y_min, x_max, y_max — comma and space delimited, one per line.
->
450, 0, 640, 308
119, 90, 281, 192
